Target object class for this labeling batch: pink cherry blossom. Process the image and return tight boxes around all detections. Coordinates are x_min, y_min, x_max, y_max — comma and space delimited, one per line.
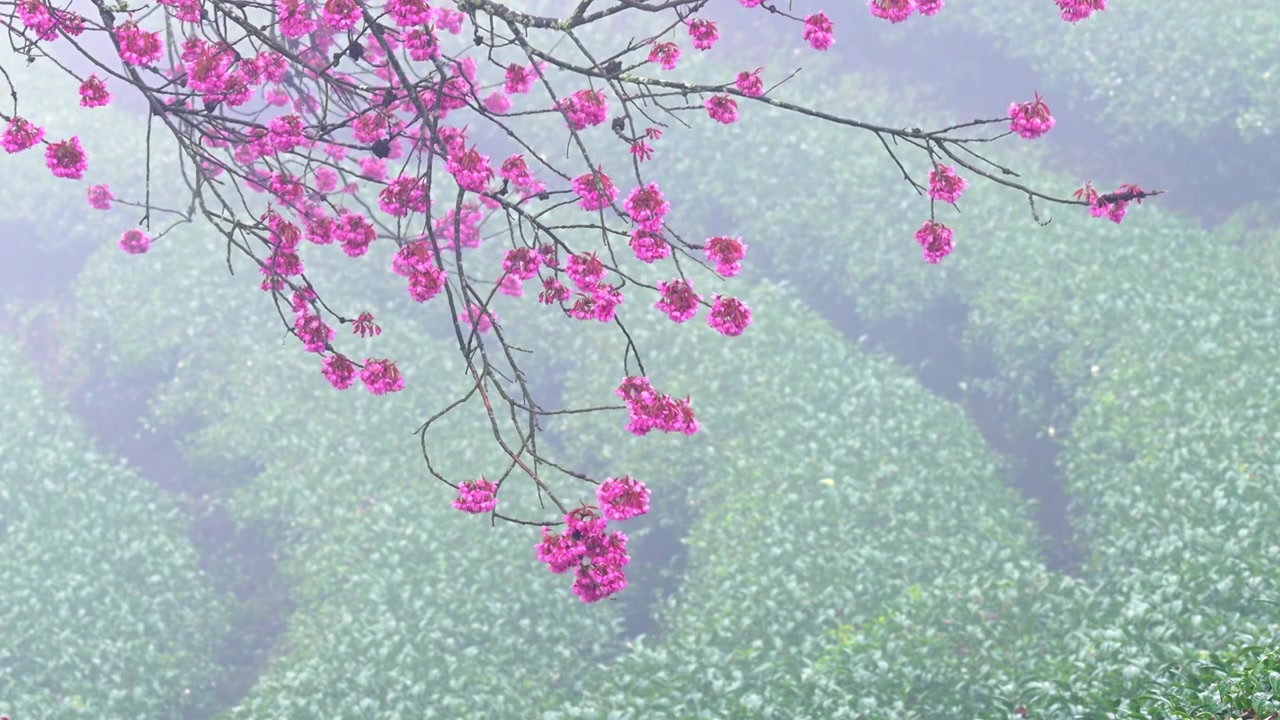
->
45, 136, 87, 179
708, 295, 752, 337
117, 228, 151, 254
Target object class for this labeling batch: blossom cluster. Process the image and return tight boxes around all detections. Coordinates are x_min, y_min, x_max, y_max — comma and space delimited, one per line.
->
1055, 0, 1107, 23
0, 0, 1139, 602
452, 476, 499, 514
867, 0, 944, 24
535, 476, 651, 603
1074, 181, 1148, 224
616, 376, 699, 437
1009, 93, 1057, 140
862, 0, 1105, 25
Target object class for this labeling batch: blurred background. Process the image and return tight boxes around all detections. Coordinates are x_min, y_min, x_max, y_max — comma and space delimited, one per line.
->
2, 2, 1279, 718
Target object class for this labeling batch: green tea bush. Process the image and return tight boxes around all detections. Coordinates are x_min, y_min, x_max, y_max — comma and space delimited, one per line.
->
0, 345, 229, 719
44, 17, 1280, 718
649, 63, 1218, 433
69, 227, 623, 719
536, 281, 1042, 717
885, 3, 1280, 143
1134, 632, 1280, 719
1064, 251, 1280, 654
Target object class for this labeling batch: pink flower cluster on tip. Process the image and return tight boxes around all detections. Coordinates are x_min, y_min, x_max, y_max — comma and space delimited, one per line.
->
536, 505, 633, 603
446, 146, 494, 193
687, 18, 719, 51
385, 0, 432, 28
352, 311, 381, 338
630, 127, 662, 163
566, 252, 606, 291
503, 62, 542, 94
2, 117, 43, 153
867, 0, 944, 23
1075, 181, 1146, 224
615, 375, 699, 437
16, 0, 85, 39
78, 74, 111, 108
869, 0, 914, 23
432, 203, 484, 250
648, 41, 680, 71
623, 182, 669, 231
531, 475, 653, 601
88, 184, 114, 210
630, 228, 670, 264
1009, 92, 1055, 139
538, 277, 571, 305
378, 175, 429, 217
333, 210, 377, 257
927, 164, 968, 204
391, 241, 447, 302
708, 295, 753, 337
320, 353, 357, 389
273, 0, 311, 37
434, 7, 465, 34
499, 154, 545, 197
736, 69, 765, 98
803, 12, 835, 51
319, 0, 360, 31
158, 0, 202, 22
258, 211, 306, 292
45, 136, 87, 179
569, 283, 624, 323
405, 26, 441, 61
118, 228, 151, 255
501, 246, 541, 284
416, 64, 474, 120
571, 167, 618, 211
705, 95, 739, 125
359, 358, 405, 395
557, 251, 624, 322
483, 90, 511, 115
558, 89, 609, 131
352, 108, 397, 145
596, 476, 651, 521
266, 114, 312, 153
114, 20, 163, 65
452, 476, 499, 514
1056, 0, 1106, 23
704, 236, 748, 277
656, 278, 701, 324
914, 220, 954, 264
162, 37, 281, 113
290, 290, 333, 351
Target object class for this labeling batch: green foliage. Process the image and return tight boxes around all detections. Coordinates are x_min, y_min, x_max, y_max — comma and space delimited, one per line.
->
902, 3, 1280, 141
1064, 251, 1280, 638
0, 345, 229, 719
536, 281, 1042, 717
39, 22, 1280, 719
816, 568, 1098, 719
804, 247, 1280, 719
69, 226, 623, 718
1134, 632, 1280, 719
650, 62, 1227, 435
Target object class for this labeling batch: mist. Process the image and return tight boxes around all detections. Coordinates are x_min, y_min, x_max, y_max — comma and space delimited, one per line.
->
3, 3, 1279, 719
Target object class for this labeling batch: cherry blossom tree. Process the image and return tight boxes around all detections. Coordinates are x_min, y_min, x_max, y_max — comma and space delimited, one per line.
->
0, 0, 1159, 602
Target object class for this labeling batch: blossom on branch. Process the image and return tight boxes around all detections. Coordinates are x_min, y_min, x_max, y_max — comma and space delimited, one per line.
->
0, 0, 1153, 603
